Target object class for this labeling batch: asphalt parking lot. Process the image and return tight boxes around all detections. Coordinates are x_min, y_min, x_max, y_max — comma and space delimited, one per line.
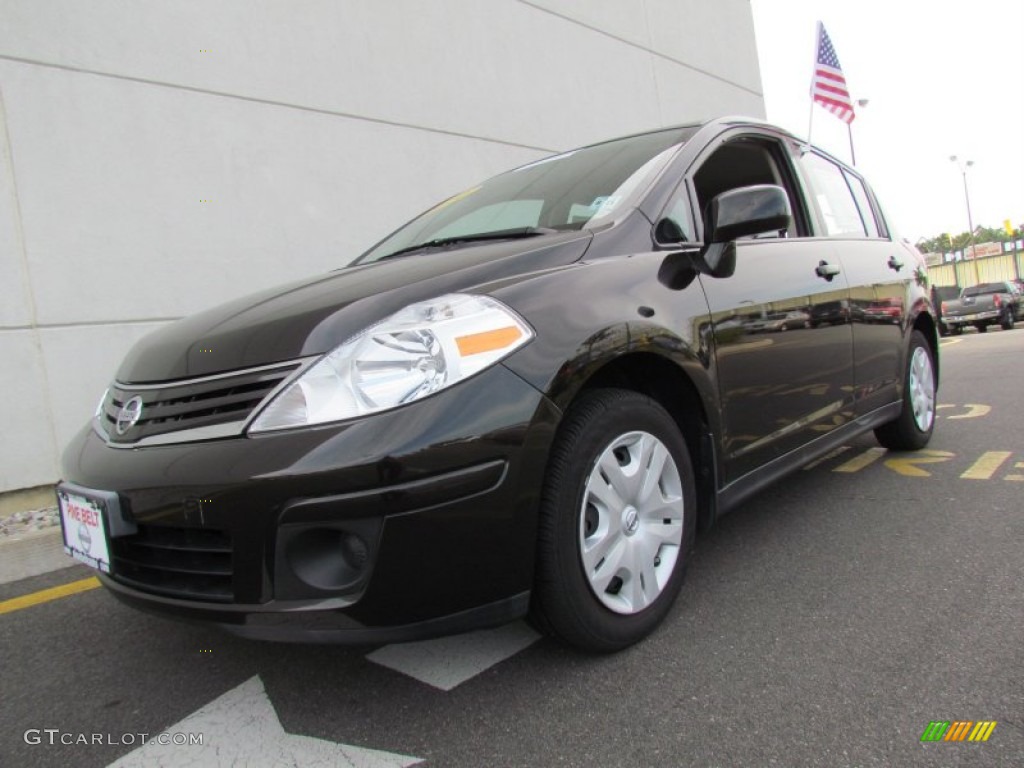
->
1, 328, 1022, 767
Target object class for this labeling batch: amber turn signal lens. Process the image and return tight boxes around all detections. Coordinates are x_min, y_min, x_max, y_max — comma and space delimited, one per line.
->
455, 326, 523, 356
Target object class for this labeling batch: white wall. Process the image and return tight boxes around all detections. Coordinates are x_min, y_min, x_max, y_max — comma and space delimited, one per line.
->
0, 0, 763, 491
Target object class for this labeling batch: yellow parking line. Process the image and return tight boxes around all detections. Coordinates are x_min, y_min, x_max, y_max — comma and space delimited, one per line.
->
940, 338, 962, 346
960, 451, 1012, 480
0, 577, 101, 616
833, 446, 887, 473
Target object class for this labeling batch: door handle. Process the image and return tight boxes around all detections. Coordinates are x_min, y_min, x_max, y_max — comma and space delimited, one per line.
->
888, 255, 904, 271
815, 260, 840, 281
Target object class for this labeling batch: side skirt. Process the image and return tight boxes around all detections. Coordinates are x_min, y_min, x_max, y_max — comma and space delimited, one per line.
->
715, 401, 902, 516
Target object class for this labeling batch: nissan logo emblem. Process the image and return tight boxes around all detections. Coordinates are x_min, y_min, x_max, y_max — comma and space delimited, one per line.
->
115, 396, 144, 435
77, 522, 92, 553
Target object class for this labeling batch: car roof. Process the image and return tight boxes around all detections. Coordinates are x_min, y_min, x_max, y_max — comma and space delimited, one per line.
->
578, 115, 786, 150
574, 115, 857, 177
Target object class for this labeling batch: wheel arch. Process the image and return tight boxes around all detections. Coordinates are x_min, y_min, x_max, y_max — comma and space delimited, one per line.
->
911, 309, 940, 387
566, 351, 719, 531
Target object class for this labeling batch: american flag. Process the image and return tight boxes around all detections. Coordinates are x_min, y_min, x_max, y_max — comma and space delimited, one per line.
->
810, 22, 855, 124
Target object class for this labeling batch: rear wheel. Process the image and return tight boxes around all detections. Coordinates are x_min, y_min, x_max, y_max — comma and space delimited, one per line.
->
530, 389, 696, 652
975, 322, 988, 333
1001, 307, 1014, 331
875, 330, 936, 450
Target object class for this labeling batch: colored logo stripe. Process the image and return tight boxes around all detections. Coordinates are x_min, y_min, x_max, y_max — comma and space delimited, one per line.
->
969, 721, 997, 742
920, 720, 996, 742
944, 721, 973, 741
920, 721, 949, 742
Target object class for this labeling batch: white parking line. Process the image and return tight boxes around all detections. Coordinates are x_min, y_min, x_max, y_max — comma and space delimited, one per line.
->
108, 675, 421, 767
366, 621, 540, 691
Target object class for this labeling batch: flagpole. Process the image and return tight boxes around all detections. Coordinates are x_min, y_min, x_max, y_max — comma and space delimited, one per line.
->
807, 21, 822, 147
847, 122, 856, 166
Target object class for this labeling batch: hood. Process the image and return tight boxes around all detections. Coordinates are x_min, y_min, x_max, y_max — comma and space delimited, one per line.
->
116, 232, 591, 383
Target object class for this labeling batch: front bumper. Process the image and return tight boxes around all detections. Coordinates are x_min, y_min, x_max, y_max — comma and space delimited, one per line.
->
61, 364, 559, 643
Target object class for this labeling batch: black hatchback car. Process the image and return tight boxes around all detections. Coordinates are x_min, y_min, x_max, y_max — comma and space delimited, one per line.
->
59, 116, 938, 651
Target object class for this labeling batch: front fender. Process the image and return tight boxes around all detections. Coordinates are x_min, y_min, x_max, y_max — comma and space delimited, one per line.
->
491, 252, 717, 413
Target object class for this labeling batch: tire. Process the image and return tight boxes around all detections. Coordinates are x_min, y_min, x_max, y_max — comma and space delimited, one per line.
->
530, 389, 697, 652
949, 325, 962, 336
874, 330, 936, 450
1001, 307, 1014, 331
975, 323, 987, 333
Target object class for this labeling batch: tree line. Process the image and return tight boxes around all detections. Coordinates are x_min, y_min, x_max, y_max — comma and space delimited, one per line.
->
917, 223, 1023, 255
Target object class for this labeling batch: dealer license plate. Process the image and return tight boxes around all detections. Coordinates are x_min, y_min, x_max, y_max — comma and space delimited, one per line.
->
57, 486, 111, 573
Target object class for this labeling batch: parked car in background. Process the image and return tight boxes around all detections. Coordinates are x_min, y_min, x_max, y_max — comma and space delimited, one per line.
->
931, 285, 962, 337
941, 281, 1020, 334
809, 299, 849, 328
861, 297, 903, 324
56, 117, 939, 652
746, 310, 811, 333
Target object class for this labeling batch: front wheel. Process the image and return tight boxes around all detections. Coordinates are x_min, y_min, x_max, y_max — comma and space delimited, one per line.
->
874, 330, 936, 450
530, 389, 697, 652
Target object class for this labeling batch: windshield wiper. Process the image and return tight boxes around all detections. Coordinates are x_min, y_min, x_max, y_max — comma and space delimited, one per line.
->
375, 227, 559, 261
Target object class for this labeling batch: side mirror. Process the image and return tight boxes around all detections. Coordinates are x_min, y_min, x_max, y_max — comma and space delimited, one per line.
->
700, 184, 792, 278
707, 184, 792, 243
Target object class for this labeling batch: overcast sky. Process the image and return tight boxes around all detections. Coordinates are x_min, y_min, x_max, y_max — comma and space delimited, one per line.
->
749, 0, 1024, 243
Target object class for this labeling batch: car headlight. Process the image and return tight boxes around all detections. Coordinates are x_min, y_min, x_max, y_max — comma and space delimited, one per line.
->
248, 293, 534, 433
94, 388, 109, 419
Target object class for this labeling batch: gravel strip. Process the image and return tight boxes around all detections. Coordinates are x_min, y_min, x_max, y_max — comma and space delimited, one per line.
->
0, 506, 60, 537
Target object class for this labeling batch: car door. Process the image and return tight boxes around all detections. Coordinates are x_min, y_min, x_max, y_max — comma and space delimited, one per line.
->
797, 152, 909, 416
672, 132, 855, 485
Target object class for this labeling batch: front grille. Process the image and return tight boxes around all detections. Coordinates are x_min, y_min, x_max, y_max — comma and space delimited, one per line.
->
109, 525, 234, 602
101, 361, 301, 443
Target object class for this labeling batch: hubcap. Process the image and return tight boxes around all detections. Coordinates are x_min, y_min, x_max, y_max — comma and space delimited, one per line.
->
909, 346, 935, 432
579, 431, 684, 615
622, 506, 640, 536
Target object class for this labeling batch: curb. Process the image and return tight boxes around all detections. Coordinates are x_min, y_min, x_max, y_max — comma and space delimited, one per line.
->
0, 527, 70, 585
0, 485, 57, 517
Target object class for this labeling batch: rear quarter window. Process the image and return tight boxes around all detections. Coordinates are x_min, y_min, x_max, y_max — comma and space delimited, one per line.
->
842, 171, 881, 238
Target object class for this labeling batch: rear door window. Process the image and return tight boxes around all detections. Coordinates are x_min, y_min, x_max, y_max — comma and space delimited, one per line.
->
799, 152, 867, 237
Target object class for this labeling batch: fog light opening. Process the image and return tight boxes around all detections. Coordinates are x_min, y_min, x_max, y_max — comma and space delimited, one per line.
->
341, 533, 369, 571
286, 528, 371, 592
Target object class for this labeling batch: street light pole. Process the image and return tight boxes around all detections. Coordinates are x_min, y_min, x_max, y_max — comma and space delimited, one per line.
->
950, 155, 978, 282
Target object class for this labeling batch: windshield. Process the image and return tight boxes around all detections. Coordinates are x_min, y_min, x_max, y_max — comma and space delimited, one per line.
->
356, 127, 696, 264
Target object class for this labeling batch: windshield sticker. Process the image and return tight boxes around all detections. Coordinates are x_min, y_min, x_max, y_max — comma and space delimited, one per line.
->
590, 195, 622, 217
